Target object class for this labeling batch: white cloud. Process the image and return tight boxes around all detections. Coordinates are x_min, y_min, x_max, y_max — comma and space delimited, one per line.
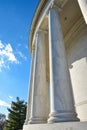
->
0, 40, 19, 71
8, 96, 13, 99
0, 58, 5, 72
17, 51, 27, 60
0, 43, 18, 63
0, 58, 4, 67
5, 44, 13, 52
0, 100, 10, 107
0, 40, 4, 49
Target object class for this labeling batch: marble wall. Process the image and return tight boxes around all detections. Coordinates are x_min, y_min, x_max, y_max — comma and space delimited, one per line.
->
67, 21, 87, 121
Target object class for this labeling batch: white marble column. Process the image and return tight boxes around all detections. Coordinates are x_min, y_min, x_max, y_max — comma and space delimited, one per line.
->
48, 7, 79, 123
24, 45, 35, 125
77, 0, 87, 24
29, 31, 49, 124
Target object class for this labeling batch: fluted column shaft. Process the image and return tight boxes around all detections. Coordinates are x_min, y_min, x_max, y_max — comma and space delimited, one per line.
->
48, 8, 79, 123
29, 31, 49, 124
24, 46, 35, 125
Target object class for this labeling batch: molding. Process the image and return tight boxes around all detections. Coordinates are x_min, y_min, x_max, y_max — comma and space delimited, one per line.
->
65, 16, 85, 49
30, 0, 68, 53
61, 0, 69, 8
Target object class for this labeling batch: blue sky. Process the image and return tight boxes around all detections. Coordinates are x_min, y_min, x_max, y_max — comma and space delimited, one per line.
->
0, 0, 39, 117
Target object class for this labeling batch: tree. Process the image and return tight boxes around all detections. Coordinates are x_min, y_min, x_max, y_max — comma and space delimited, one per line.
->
4, 97, 27, 130
0, 113, 6, 130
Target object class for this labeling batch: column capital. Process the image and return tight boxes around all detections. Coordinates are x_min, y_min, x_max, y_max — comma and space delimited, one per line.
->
36, 28, 48, 35
50, 1, 62, 12
32, 30, 41, 52
31, 31, 40, 54
32, 43, 35, 51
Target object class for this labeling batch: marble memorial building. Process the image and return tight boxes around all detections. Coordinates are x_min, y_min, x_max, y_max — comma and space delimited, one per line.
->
23, 0, 87, 130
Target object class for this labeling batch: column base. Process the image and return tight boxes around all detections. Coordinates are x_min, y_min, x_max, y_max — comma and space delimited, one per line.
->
24, 119, 29, 125
48, 112, 80, 123
28, 117, 47, 124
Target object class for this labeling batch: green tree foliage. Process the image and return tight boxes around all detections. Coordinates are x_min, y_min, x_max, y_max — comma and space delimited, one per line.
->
4, 97, 27, 130
0, 113, 6, 130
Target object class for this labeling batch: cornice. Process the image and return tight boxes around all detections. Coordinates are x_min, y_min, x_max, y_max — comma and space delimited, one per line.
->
29, 0, 48, 53
29, 0, 67, 54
